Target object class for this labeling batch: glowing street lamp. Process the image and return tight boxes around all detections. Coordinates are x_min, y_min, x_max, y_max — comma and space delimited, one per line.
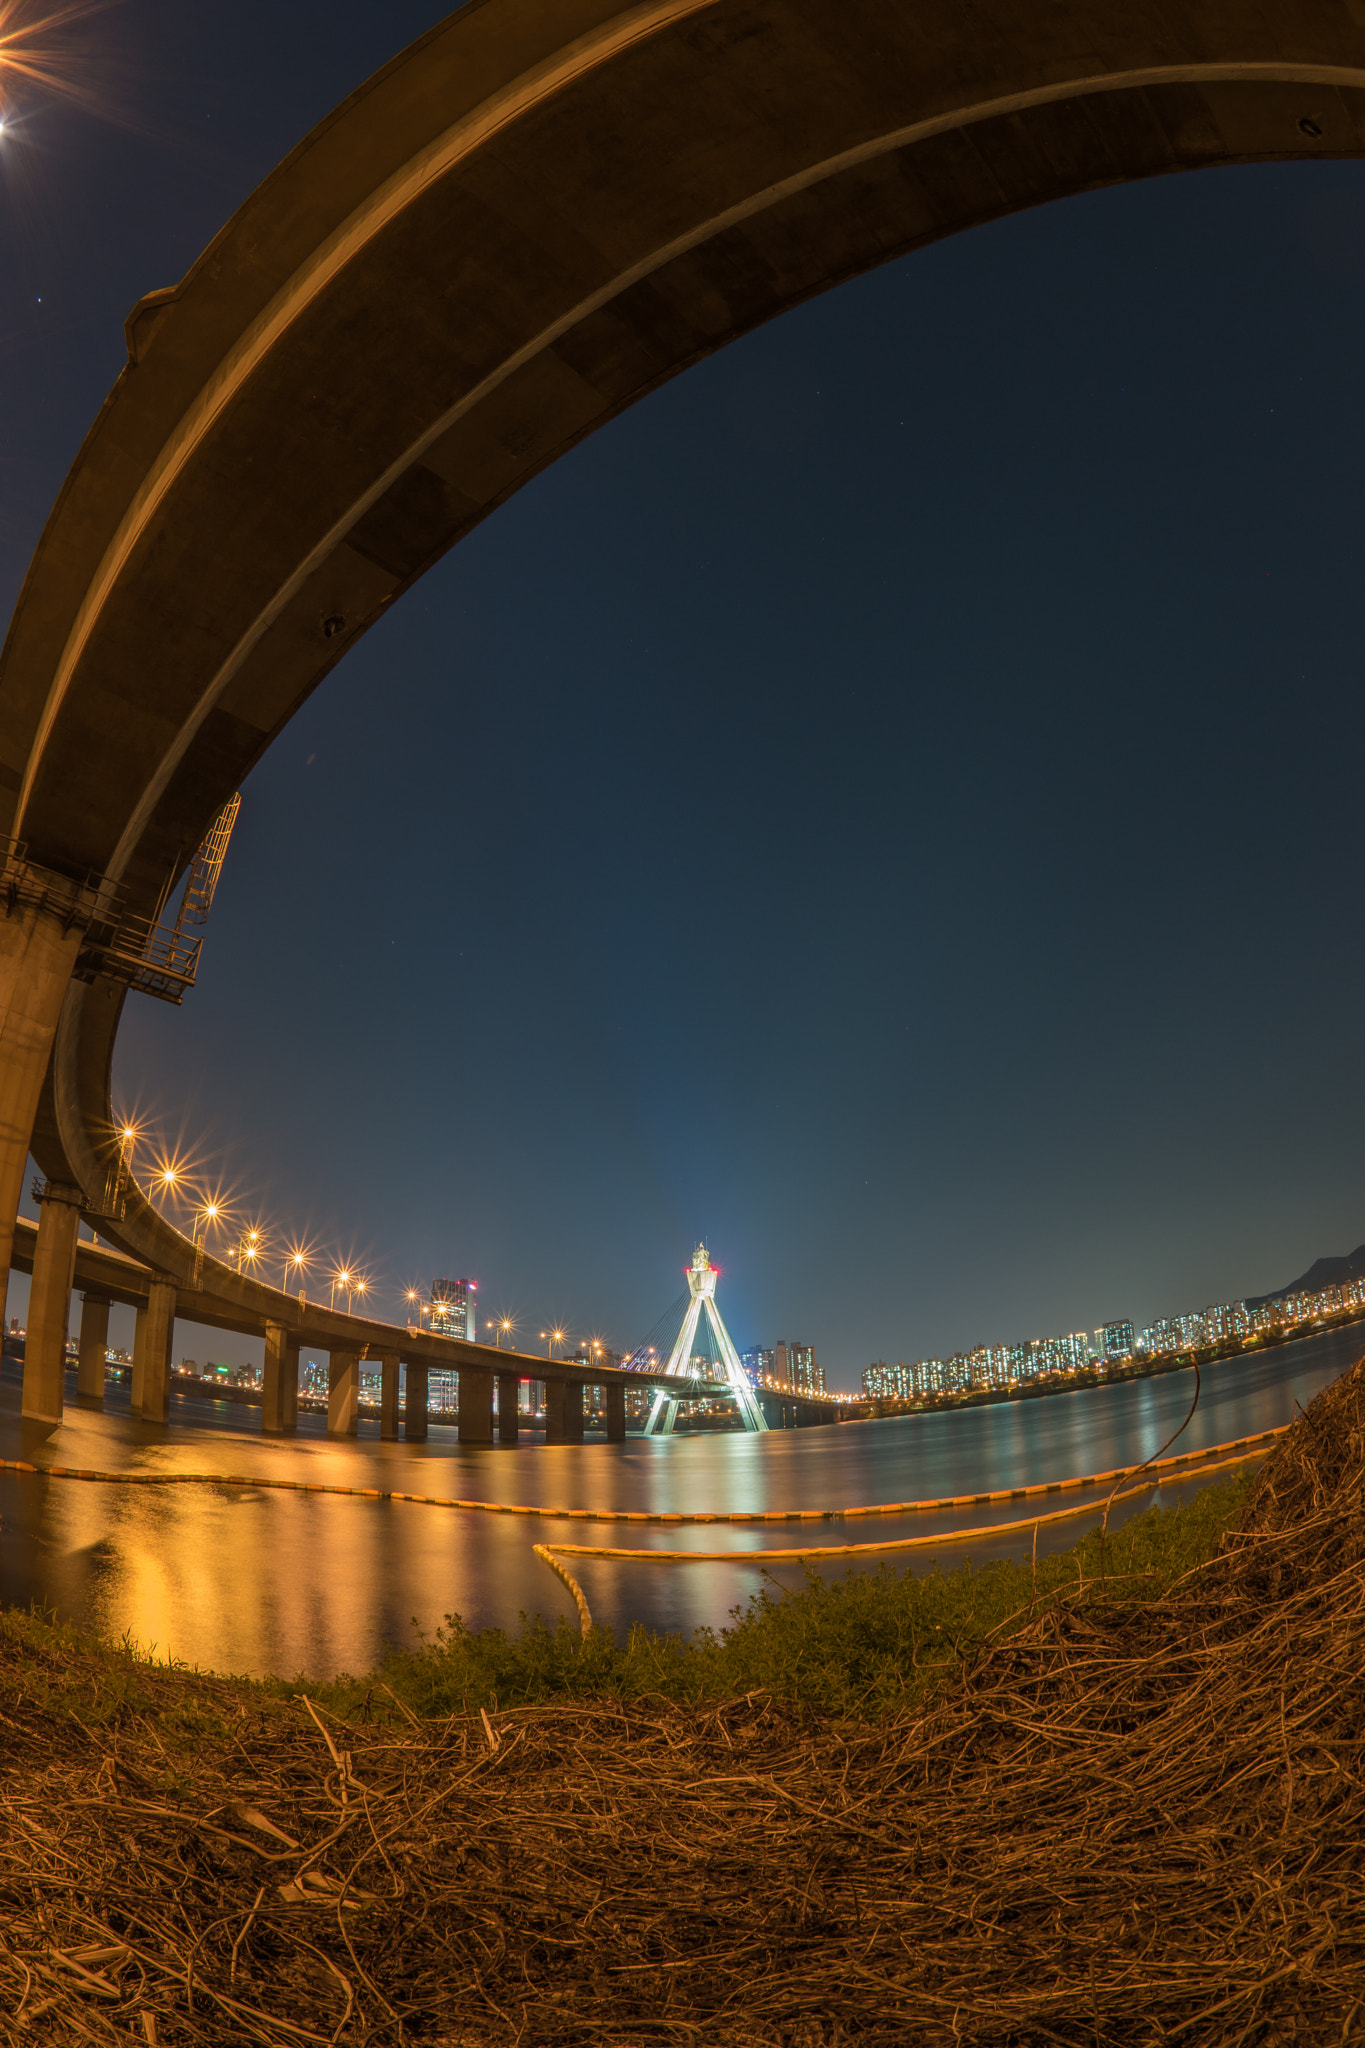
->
100, 1118, 142, 1217
283, 1246, 310, 1299
189, 1196, 222, 1289
151, 1157, 192, 1224
331, 1266, 353, 1311
495, 1317, 515, 1349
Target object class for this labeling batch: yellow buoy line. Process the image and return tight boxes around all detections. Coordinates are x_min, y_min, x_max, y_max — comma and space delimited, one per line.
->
540, 1446, 1273, 1563
0, 1429, 1279, 1646
0, 1422, 1288, 1525
532, 1441, 1278, 1636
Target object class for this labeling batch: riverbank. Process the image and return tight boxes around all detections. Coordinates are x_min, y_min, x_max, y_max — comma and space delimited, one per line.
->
863, 1303, 1365, 1419
3, 1361, 1361, 2041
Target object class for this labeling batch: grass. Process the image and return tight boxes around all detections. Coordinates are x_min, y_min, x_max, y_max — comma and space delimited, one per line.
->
9, 1432, 1362, 2047
302, 1469, 1255, 1721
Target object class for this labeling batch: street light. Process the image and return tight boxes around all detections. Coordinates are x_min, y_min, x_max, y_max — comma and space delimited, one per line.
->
496, 1317, 514, 1349
100, 1118, 142, 1220
331, 1266, 353, 1311
232, 1224, 265, 1275
150, 1156, 196, 1229
189, 1196, 221, 1288
284, 1246, 310, 1299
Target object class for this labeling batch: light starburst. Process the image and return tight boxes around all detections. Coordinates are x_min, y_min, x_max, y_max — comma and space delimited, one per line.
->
0, 3, 118, 127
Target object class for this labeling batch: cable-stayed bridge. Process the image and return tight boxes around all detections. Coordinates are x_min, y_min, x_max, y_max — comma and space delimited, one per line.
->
623, 1246, 834, 1433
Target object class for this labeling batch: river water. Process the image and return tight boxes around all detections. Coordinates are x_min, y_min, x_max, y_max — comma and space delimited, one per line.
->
1, 1323, 1358, 1679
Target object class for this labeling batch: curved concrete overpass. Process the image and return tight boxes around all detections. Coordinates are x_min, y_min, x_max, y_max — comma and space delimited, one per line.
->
2, 0, 1362, 1421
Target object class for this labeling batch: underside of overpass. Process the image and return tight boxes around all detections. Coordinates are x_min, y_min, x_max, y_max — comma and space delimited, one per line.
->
1, 0, 1362, 1434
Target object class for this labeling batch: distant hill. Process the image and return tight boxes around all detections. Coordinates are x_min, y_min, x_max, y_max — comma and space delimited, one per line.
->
1245, 1245, 1365, 1310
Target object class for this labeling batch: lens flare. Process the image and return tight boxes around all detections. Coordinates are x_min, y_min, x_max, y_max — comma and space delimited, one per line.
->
0, 3, 113, 124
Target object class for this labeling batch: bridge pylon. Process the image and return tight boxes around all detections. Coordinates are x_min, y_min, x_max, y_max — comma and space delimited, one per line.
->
644, 1244, 767, 1435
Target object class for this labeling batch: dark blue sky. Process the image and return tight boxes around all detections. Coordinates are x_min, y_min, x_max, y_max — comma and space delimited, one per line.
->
5, 4, 1365, 1387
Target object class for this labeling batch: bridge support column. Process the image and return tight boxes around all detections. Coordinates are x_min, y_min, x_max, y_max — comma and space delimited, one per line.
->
0, 895, 86, 1338
380, 1352, 401, 1440
405, 1362, 428, 1441
458, 1367, 494, 1444
758, 1391, 795, 1430
497, 1371, 520, 1443
605, 1382, 626, 1442
22, 1180, 84, 1423
645, 1388, 678, 1435
328, 1351, 360, 1435
132, 1277, 176, 1423
76, 1292, 111, 1402
263, 1322, 299, 1434
545, 1378, 584, 1444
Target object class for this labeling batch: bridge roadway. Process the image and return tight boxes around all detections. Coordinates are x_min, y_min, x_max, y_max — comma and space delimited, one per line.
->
1, 1, 1360, 1430
7, 1213, 833, 1436
8, 1211, 812, 1440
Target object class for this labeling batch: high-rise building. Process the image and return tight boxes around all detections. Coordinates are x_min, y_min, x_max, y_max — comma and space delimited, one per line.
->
740, 1343, 824, 1394
1100, 1320, 1135, 1359
429, 1276, 476, 1340
786, 1344, 825, 1395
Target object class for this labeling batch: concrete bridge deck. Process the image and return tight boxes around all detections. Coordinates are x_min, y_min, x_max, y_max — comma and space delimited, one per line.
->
6, 1213, 834, 1439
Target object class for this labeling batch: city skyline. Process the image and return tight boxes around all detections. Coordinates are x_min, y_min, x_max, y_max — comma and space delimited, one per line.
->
866, 1271, 1365, 1403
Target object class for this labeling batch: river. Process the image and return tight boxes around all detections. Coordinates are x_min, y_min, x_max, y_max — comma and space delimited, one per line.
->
1, 1322, 1358, 1679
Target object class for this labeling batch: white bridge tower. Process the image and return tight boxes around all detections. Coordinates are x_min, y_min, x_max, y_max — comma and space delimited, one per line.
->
645, 1243, 768, 1435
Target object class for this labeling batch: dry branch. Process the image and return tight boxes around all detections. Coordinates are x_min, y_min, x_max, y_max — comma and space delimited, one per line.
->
3, 1363, 1364, 2044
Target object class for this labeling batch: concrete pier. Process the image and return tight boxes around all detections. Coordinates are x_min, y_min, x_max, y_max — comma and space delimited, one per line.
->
606, 1381, 626, 1443
497, 1371, 520, 1444
545, 1377, 585, 1444
380, 1351, 401, 1440
458, 1366, 494, 1444
328, 1350, 359, 1435
405, 1361, 428, 1442
0, 898, 88, 1341
76, 1292, 110, 1402
21, 1180, 83, 1423
263, 1321, 299, 1434
132, 1276, 176, 1423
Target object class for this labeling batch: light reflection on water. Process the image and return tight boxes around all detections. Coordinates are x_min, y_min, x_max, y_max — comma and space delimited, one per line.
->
1, 1323, 1357, 1679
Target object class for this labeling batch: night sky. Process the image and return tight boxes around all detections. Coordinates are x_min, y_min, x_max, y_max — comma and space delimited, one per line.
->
5, 3, 1365, 1389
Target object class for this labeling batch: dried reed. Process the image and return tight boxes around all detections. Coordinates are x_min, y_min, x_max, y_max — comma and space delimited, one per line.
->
2, 1360, 1362, 2045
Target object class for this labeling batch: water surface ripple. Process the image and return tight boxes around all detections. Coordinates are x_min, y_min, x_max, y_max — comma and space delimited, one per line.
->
1, 1325, 1355, 1678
